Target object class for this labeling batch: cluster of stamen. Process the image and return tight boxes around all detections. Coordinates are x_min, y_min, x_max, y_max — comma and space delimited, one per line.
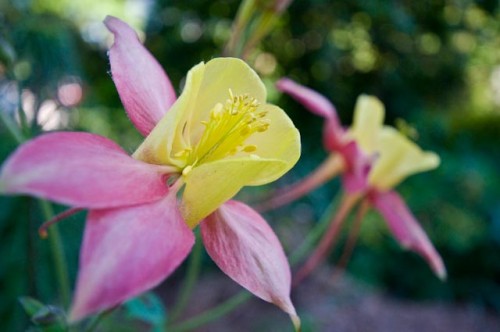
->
176, 89, 270, 175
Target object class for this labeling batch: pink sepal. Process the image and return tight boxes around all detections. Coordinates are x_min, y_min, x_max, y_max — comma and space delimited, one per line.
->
276, 78, 344, 150
104, 16, 176, 136
0, 132, 169, 208
201, 201, 298, 318
69, 193, 194, 321
370, 190, 446, 279
322, 117, 347, 151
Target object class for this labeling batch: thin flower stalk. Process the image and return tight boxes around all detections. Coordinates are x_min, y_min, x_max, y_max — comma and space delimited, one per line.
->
293, 193, 360, 285
257, 153, 344, 212
224, 0, 294, 58
1, 96, 72, 309
331, 199, 369, 282
169, 231, 203, 322
39, 200, 71, 308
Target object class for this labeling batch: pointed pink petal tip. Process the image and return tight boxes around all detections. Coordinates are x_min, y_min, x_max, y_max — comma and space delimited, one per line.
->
291, 314, 301, 332
201, 201, 298, 319
276, 78, 336, 119
371, 191, 447, 280
104, 16, 176, 136
69, 193, 194, 322
276, 78, 344, 151
104, 16, 137, 40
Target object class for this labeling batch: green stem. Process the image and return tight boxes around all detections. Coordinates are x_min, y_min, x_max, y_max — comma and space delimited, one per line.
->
241, 12, 277, 59
331, 199, 368, 282
290, 195, 342, 265
39, 200, 71, 308
1, 86, 71, 312
84, 307, 115, 332
16, 82, 30, 137
168, 292, 251, 332
223, 0, 256, 57
169, 231, 203, 322
167, 196, 343, 331
0, 109, 25, 143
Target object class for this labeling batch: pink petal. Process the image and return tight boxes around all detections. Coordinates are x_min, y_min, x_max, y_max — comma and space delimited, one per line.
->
104, 16, 176, 136
276, 78, 336, 119
0, 132, 169, 208
276, 78, 344, 150
69, 193, 194, 321
370, 190, 446, 279
201, 200, 298, 321
322, 116, 347, 151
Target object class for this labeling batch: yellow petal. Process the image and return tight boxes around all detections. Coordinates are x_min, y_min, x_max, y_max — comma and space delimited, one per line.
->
369, 126, 440, 190
134, 57, 300, 227
350, 95, 385, 154
133, 62, 206, 168
188, 57, 267, 142
134, 58, 269, 168
181, 158, 288, 228
242, 104, 301, 185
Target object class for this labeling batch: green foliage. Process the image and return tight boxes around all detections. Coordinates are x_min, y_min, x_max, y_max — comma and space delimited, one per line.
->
19, 297, 66, 332
125, 293, 167, 332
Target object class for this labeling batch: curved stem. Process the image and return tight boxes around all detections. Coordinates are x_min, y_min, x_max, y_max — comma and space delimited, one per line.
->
84, 307, 116, 332
0, 109, 26, 144
223, 0, 256, 57
240, 12, 276, 60
331, 199, 368, 282
256, 154, 344, 212
1, 87, 71, 309
289, 194, 342, 265
169, 231, 203, 322
293, 192, 360, 286
39, 200, 71, 308
16, 82, 30, 137
168, 292, 251, 332
39, 207, 83, 238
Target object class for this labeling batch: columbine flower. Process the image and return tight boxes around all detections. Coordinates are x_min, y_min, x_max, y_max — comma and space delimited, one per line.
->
0, 17, 300, 326
273, 78, 445, 281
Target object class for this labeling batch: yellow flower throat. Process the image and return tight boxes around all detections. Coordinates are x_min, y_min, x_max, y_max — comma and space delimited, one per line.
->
177, 90, 270, 176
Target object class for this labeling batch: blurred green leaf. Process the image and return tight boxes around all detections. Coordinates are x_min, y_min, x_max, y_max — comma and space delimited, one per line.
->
30, 305, 65, 327
19, 297, 66, 332
19, 296, 45, 317
125, 293, 167, 332
0, 35, 16, 65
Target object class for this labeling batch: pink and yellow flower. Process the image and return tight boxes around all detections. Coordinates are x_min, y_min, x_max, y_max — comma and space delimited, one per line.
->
0, 17, 300, 326
274, 78, 445, 280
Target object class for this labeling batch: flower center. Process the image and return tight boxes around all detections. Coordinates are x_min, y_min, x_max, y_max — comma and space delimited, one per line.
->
177, 89, 270, 175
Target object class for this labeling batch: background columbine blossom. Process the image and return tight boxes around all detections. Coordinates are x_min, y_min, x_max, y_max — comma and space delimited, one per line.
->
0, 0, 499, 331
268, 84, 446, 283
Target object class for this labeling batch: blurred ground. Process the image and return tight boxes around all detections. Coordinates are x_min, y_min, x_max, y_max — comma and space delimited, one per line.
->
164, 267, 500, 332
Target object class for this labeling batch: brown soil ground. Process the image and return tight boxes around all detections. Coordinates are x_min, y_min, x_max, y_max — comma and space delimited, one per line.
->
164, 267, 500, 332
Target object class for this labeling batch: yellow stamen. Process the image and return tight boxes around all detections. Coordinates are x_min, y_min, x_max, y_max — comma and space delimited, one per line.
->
174, 147, 192, 158
184, 90, 270, 167
242, 145, 257, 152
182, 165, 193, 177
